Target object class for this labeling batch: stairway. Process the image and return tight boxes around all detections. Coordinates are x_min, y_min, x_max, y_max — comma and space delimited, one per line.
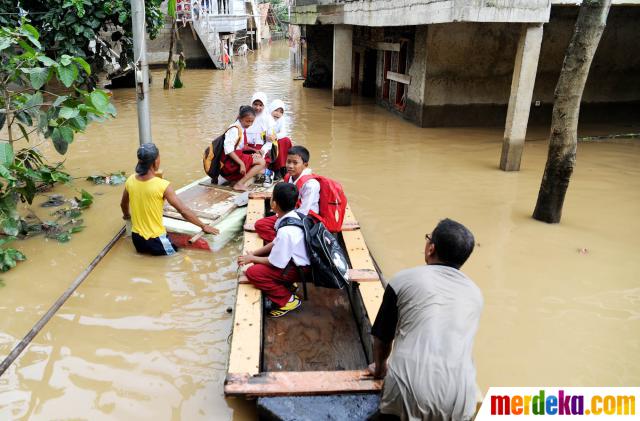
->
191, 12, 224, 69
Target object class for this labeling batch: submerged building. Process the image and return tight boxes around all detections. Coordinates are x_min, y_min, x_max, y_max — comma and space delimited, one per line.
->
290, 0, 640, 169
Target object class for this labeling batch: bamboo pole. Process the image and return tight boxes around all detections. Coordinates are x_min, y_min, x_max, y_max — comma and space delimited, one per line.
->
0, 227, 126, 377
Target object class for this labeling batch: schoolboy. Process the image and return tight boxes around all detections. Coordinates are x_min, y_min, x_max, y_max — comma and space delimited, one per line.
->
254, 145, 319, 242
238, 183, 310, 317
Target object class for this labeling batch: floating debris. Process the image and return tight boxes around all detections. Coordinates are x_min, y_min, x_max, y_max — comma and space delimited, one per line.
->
87, 172, 127, 185
41, 195, 66, 208
578, 247, 589, 255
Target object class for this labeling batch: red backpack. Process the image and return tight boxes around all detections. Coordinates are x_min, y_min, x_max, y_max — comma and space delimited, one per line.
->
285, 173, 348, 233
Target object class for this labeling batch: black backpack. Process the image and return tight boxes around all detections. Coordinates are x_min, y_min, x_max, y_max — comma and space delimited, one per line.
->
203, 125, 241, 183
279, 212, 350, 289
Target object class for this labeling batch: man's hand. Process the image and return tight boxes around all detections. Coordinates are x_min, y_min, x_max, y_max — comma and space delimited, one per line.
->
367, 362, 387, 379
237, 254, 254, 266
239, 162, 247, 175
202, 225, 219, 235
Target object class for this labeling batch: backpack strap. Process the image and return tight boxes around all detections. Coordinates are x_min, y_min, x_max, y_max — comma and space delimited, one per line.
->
220, 124, 243, 150
289, 173, 315, 191
277, 214, 305, 231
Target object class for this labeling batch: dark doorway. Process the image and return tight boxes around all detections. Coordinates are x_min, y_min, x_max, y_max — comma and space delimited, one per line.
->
362, 49, 377, 98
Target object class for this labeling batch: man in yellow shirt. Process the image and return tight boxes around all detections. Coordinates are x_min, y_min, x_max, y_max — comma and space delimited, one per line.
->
120, 143, 218, 255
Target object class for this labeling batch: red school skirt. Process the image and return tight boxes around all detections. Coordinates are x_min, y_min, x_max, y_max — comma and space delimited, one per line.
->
220, 149, 258, 182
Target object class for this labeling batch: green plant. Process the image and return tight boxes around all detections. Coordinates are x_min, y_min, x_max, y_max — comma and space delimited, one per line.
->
0, 237, 25, 272
0, 22, 113, 274
1, 0, 164, 83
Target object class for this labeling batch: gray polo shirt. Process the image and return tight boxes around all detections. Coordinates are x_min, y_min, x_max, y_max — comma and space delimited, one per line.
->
372, 264, 483, 420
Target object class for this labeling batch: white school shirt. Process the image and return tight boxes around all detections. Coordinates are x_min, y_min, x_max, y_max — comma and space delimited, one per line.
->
223, 122, 245, 155
268, 211, 310, 268
273, 114, 288, 140
289, 168, 320, 215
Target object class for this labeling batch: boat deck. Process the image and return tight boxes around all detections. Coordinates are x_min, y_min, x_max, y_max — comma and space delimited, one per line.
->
225, 195, 386, 397
263, 284, 368, 372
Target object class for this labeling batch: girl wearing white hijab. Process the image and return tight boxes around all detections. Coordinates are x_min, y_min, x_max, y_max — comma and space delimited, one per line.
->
269, 99, 293, 176
246, 92, 276, 161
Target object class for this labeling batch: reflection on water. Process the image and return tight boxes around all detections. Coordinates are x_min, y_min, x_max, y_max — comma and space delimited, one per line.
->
1, 41, 639, 419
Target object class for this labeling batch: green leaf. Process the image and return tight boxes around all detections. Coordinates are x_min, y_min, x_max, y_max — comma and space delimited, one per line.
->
105, 103, 117, 117
17, 39, 35, 55
59, 55, 72, 66
0, 37, 11, 51
0, 163, 14, 180
15, 112, 33, 127
73, 57, 91, 75
56, 232, 71, 243
19, 24, 41, 49
70, 225, 85, 234
59, 126, 74, 143
25, 92, 44, 109
37, 55, 57, 67
28, 67, 50, 90
1, 217, 20, 237
59, 106, 79, 120
51, 128, 69, 154
89, 90, 110, 113
0, 143, 14, 166
53, 95, 68, 107
56, 65, 76, 88
78, 189, 93, 209
70, 115, 86, 131
17, 123, 29, 142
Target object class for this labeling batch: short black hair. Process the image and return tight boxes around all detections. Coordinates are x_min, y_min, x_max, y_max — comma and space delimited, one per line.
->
272, 182, 298, 212
288, 145, 310, 163
238, 105, 255, 119
431, 218, 475, 269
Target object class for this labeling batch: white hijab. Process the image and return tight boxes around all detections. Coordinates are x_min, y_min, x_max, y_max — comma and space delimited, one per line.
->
246, 92, 274, 144
269, 99, 286, 114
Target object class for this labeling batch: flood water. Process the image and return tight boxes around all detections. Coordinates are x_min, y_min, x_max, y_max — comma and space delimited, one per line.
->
1, 42, 639, 420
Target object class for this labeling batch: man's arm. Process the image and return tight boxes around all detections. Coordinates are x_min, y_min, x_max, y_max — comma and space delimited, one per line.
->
164, 185, 219, 235
369, 285, 399, 379
121, 188, 130, 219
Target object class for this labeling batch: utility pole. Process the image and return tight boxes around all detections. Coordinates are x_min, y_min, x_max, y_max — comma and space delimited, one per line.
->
131, 0, 152, 145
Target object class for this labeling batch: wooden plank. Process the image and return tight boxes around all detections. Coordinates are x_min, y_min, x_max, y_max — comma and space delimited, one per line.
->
243, 232, 263, 255
342, 205, 360, 230
245, 199, 264, 227
358, 281, 385, 324
342, 230, 376, 272
262, 284, 368, 372
249, 190, 272, 200
225, 370, 382, 397
348, 269, 379, 283
227, 283, 262, 376
386, 71, 411, 85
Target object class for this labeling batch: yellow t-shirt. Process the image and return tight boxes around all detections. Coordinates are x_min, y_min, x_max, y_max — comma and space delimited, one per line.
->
125, 175, 171, 240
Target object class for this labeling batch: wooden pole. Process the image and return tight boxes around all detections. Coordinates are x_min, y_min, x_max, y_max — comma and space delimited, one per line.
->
0, 227, 126, 377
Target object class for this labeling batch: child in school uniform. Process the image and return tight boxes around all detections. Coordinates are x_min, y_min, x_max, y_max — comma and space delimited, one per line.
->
219, 105, 266, 191
254, 146, 319, 242
245, 92, 276, 157
269, 99, 293, 178
238, 183, 310, 318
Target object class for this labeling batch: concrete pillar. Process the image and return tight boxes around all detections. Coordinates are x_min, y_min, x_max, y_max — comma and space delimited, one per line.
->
499, 23, 543, 171
332, 25, 353, 106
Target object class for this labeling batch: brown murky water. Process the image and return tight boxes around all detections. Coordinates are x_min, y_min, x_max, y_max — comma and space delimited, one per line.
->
1, 42, 639, 419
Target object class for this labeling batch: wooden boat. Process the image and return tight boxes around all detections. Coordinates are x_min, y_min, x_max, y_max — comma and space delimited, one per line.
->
163, 177, 270, 252
224, 192, 387, 419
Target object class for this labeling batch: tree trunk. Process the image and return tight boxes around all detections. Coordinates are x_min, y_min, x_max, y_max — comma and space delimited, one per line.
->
164, 19, 177, 90
532, 0, 611, 223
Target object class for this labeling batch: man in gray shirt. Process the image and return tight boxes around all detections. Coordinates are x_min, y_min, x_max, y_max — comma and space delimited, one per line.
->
370, 218, 483, 420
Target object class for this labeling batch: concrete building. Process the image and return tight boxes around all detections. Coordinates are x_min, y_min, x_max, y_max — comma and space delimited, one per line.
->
291, 0, 640, 170
147, 0, 262, 68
